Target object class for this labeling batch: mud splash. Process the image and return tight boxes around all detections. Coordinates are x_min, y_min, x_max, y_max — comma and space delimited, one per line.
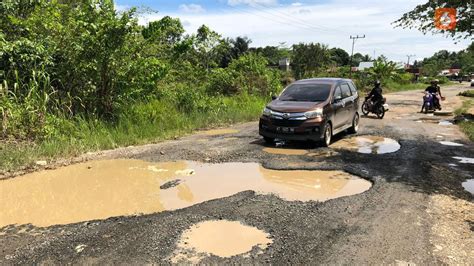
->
171, 220, 272, 263
331, 136, 401, 154
0, 160, 371, 227
202, 129, 239, 136
262, 147, 308, 155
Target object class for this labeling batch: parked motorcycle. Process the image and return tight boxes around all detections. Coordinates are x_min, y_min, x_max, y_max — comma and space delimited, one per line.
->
362, 96, 388, 119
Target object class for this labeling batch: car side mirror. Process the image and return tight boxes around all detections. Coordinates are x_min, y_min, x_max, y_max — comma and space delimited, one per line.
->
271, 95, 277, 100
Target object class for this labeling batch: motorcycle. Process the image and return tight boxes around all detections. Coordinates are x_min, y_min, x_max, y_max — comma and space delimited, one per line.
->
362, 96, 388, 119
421, 92, 442, 113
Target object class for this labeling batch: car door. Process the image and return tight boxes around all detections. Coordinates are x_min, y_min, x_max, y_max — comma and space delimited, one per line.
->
332, 85, 346, 130
348, 82, 359, 111
340, 83, 355, 124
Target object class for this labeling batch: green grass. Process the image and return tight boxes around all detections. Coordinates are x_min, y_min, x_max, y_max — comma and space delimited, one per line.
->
455, 95, 474, 142
384, 80, 437, 93
459, 121, 474, 142
0, 94, 267, 172
458, 90, 474, 98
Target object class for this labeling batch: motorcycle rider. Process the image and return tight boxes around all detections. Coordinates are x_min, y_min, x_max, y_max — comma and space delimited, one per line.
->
425, 79, 442, 110
367, 80, 383, 109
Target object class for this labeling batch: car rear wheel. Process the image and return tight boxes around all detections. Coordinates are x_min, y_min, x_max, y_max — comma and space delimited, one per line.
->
321, 123, 332, 147
349, 113, 359, 134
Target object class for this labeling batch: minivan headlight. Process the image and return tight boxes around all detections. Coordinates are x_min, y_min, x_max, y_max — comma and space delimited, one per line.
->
304, 108, 323, 119
262, 107, 272, 116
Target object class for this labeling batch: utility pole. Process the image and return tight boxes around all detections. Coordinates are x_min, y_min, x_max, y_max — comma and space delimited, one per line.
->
406, 54, 416, 68
349, 34, 365, 78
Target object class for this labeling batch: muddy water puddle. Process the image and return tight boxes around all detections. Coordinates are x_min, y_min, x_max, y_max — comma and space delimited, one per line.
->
0, 160, 371, 227
263, 147, 309, 155
171, 220, 272, 263
331, 136, 401, 154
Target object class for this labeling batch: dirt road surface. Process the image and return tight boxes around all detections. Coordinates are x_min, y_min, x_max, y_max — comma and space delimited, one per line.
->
1, 84, 473, 264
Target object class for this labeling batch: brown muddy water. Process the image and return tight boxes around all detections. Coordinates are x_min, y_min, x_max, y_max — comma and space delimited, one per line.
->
331, 136, 401, 154
201, 129, 239, 136
171, 220, 272, 263
0, 159, 371, 227
262, 147, 309, 155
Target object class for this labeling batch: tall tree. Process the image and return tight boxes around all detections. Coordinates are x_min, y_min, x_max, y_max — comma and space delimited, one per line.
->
330, 48, 350, 66
291, 43, 331, 79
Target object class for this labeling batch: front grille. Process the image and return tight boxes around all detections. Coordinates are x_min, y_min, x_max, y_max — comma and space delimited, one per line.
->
270, 118, 305, 127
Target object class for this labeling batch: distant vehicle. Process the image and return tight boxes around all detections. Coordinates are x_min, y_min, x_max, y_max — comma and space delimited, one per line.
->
259, 78, 360, 147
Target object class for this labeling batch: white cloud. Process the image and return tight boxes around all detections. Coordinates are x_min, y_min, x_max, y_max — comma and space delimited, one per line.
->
179, 4, 206, 13
227, 0, 278, 7
139, 0, 470, 62
291, 2, 303, 6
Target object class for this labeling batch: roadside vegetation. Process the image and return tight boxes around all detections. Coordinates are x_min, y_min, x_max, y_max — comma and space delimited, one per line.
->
456, 90, 474, 141
1, 0, 473, 172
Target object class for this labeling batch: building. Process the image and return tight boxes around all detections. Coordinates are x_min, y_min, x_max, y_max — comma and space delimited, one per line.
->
279, 58, 290, 71
357, 61, 374, 71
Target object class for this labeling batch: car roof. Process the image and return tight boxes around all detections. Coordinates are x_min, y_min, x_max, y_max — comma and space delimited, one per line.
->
294, 78, 353, 84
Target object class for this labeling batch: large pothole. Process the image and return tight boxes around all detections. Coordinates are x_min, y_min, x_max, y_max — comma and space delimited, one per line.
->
331, 136, 401, 154
171, 220, 272, 263
0, 159, 371, 227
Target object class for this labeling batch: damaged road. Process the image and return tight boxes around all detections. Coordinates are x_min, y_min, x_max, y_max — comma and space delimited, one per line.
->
1, 84, 473, 264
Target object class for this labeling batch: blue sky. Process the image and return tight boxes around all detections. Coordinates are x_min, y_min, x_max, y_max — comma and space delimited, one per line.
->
114, 0, 470, 63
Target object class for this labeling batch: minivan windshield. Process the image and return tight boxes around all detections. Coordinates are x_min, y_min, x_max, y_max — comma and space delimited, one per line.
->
279, 83, 332, 102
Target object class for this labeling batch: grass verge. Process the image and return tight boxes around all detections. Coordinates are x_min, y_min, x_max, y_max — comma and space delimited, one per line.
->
0, 94, 267, 172
455, 91, 474, 142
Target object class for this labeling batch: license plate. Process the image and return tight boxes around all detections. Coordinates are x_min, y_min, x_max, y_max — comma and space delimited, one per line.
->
277, 127, 295, 133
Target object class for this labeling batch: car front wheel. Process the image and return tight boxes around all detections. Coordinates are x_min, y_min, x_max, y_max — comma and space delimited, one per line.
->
321, 123, 332, 147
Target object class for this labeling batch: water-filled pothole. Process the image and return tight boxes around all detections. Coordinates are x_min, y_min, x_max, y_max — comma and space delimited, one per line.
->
201, 129, 239, 136
171, 220, 272, 263
462, 179, 474, 195
440, 141, 464, 147
331, 136, 401, 154
453, 157, 474, 164
0, 160, 371, 227
262, 147, 308, 155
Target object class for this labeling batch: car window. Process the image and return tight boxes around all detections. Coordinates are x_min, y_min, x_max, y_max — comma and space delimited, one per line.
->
341, 83, 352, 98
348, 82, 358, 96
334, 86, 342, 101
279, 83, 332, 102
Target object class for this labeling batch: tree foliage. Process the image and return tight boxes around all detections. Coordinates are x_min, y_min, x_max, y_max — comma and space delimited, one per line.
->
394, 0, 471, 40
291, 43, 331, 79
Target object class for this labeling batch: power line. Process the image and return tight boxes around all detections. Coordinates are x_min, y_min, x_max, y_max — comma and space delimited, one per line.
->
243, 3, 337, 34
249, 2, 350, 35
222, 5, 333, 36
